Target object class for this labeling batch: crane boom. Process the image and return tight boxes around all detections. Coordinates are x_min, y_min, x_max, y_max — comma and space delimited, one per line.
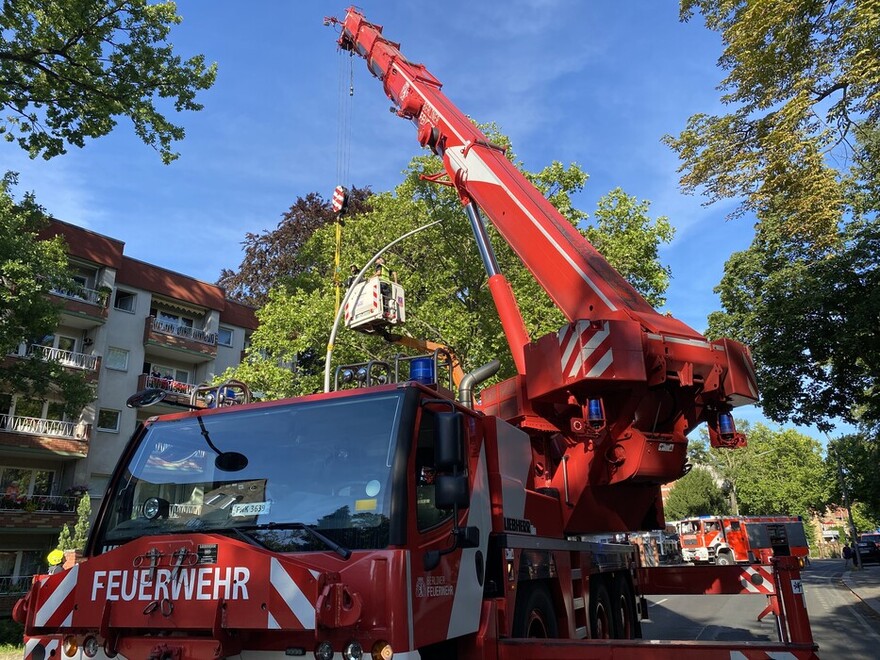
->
329, 7, 759, 532
332, 9, 694, 338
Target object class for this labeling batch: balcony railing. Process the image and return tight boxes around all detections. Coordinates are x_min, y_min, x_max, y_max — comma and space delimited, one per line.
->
0, 414, 90, 440
8, 344, 99, 371
51, 285, 108, 307
0, 494, 79, 513
0, 575, 36, 596
150, 317, 216, 346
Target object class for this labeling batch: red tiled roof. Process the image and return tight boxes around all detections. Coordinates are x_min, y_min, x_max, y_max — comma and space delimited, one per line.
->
117, 257, 226, 311
220, 299, 258, 330
39, 219, 125, 269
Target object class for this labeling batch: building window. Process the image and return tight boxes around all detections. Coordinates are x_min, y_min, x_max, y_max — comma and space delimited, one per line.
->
114, 290, 136, 313
148, 364, 190, 385
0, 466, 55, 498
97, 409, 121, 432
88, 474, 110, 499
105, 347, 129, 371
152, 309, 194, 329
218, 327, 234, 346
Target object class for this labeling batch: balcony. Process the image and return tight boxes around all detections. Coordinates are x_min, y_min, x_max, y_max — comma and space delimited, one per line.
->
0, 574, 35, 597
0, 415, 91, 458
144, 316, 217, 361
135, 373, 199, 408
0, 573, 43, 617
49, 286, 109, 327
0, 493, 80, 514
5, 344, 101, 383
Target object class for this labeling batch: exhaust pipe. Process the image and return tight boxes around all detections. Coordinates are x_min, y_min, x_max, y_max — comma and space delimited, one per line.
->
458, 359, 501, 409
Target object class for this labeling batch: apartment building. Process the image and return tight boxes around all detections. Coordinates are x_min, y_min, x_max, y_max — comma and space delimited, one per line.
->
0, 219, 257, 613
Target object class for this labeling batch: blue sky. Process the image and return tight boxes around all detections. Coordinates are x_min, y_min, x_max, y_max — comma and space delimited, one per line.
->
2, 1, 849, 441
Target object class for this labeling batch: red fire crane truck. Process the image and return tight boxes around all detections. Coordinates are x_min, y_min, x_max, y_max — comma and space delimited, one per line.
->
13, 7, 817, 659
674, 516, 810, 566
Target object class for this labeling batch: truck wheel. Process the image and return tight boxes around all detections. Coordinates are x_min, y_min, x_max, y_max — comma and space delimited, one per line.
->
589, 581, 613, 639
512, 582, 558, 638
716, 552, 732, 566
611, 573, 638, 639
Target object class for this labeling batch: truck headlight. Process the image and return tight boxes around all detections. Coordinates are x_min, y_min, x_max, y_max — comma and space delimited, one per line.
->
343, 640, 364, 659
315, 640, 334, 660
82, 635, 100, 658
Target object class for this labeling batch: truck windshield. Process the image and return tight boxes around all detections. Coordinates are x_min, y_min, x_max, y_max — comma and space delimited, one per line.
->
96, 392, 402, 553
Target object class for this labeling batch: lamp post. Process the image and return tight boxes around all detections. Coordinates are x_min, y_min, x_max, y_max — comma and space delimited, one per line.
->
323, 219, 443, 393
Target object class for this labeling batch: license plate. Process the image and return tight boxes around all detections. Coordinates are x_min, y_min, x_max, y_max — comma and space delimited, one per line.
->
231, 501, 270, 517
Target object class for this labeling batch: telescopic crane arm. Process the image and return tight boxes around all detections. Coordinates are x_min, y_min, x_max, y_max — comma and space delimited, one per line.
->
328, 7, 758, 531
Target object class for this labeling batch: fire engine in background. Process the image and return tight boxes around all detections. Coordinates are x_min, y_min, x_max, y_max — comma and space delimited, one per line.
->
13, 7, 818, 660
674, 516, 810, 566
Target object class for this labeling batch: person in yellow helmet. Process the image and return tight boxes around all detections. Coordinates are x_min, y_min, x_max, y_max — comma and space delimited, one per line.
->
47, 548, 64, 574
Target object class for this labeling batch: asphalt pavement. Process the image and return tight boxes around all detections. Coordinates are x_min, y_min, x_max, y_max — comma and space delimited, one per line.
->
842, 562, 880, 617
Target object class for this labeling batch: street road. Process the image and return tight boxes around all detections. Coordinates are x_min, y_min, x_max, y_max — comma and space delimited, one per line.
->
641, 559, 880, 657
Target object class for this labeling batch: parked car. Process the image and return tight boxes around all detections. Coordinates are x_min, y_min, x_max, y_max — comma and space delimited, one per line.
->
857, 533, 880, 564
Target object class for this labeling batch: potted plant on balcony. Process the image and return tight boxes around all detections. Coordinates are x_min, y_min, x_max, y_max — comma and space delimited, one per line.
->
97, 285, 112, 307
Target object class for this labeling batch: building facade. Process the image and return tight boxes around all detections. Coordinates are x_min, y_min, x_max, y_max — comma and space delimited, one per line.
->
0, 219, 257, 613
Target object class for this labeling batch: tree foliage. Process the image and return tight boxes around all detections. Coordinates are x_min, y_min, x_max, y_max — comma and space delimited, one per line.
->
670, 1, 880, 431
55, 494, 91, 552
583, 188, 674, 307
690, 422, 831, 517
706, 136, 880, 431
0, 173, 93, 413
224, 127, 676, 399
667, 0, 879, 240
829, 433, 880, 524
664, 466, 729, 520
217, 188, 373, 307
0, 0, 217, 163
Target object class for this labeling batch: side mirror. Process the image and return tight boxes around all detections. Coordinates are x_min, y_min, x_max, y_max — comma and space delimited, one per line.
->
435, 474, 469, 510
126, 388, 167, 408
434, 411, 464, 471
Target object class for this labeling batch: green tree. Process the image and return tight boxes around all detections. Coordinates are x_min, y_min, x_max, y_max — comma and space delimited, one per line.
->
689, 422, 832, 518
55, 522, 72, 551
56, 494, 90, 552
70, 493, 91, 549
728, 424, 829, 517
667, 1, 880, 431
664, 467, 729, 521
217, 188, 373, 307
828, 434, 880, 524
224, 128, 676, 399
0, 174, 94, 413
1, 0, 217, 163
666, 0, 878, 240
583, 188, 674, 307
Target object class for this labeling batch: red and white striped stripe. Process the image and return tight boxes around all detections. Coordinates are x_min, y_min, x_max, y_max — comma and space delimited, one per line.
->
34, 565, 78, 628
332, 185, 346, 213
558, 321, 613, 379
739, 565, 775, 594
24, 636, 60, 660
267, 558, 316, 630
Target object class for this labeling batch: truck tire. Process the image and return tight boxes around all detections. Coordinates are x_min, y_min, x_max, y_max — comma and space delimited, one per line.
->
589, 580, 613, 640
512, 581, 558, 638
716, 552, 733, 566
611, 573, 639, 639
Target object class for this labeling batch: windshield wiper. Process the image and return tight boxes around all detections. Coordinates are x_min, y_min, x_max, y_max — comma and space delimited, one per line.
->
239, 522, 352, 560
111, 521, 268, 549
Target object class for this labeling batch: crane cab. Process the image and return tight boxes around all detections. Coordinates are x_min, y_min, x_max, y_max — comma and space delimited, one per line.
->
344, 275, 406, 333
